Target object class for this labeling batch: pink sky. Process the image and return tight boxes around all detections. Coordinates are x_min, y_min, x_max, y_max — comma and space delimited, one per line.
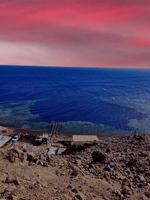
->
0, 0, 150, 68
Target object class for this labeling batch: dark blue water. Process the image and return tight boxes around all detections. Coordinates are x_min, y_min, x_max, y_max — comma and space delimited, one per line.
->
0, 66, 150, 134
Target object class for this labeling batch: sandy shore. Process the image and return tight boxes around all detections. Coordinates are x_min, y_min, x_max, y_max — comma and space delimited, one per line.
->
0, 124, 55, 140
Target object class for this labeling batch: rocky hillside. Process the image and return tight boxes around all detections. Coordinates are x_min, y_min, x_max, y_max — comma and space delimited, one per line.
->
0, 134, 150, 200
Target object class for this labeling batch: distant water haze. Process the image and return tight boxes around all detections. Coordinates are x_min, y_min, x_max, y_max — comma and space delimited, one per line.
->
0, 66, 150, 134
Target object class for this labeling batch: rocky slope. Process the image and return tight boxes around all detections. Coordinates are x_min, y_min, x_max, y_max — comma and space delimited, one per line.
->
0, 134, 150, 200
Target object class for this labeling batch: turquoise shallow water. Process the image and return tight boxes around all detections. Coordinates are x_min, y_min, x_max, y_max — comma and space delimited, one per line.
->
0, 66, 150, 135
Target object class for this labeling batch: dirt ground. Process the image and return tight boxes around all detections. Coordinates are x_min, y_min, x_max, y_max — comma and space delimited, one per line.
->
0, 134, 150, 200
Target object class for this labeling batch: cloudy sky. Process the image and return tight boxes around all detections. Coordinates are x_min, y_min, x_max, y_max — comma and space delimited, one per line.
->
0, 0, 150, 68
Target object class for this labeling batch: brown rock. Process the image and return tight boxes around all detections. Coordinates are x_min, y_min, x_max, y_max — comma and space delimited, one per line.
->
18, 152, 25, 162
74, 193, 85, 200
126, 157, 137, 168
120, 178, 131, 197
27, 153, 37, 163
6, 149, 25, 163
133, 134, 145, 142
121, 188, 130, 197
5, 175, 20, 186
70, 168, 78, 177
72, 188, 78, 193
145, 190, 150, 198
105, 147, 111, 153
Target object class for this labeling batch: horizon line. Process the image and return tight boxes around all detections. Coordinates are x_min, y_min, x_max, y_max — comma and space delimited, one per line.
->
0, 64, 150, 70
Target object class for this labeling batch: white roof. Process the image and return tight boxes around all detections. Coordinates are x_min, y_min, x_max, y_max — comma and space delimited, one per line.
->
73, 135, 99, 142
0, 135, 11, 147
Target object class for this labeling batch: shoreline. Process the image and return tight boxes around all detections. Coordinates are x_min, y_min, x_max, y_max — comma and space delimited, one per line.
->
0, 122, 147, 140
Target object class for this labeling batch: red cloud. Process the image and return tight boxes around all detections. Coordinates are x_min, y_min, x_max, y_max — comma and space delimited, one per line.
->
0, 0, 149, 67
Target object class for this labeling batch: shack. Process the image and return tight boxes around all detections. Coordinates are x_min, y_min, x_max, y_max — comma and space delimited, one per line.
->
73, 135, 99, 142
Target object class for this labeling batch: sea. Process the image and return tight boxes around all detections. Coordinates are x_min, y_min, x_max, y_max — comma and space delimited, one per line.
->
0, 66, 150, 135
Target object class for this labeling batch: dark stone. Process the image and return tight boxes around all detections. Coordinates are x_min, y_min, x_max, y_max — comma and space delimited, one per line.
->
91, 151, 106, 164
74, 194, 83, 200
27, 153, 37, 163
126, 157, 137, 168
138, 151, 147, 157
105, 147, 111, 153
72, 188, 78, 193
62, 142, 96, 155
133, 134, 145, 142
145, 190, 150, 198
70, 169, 78, 177
121, 188, 130, 197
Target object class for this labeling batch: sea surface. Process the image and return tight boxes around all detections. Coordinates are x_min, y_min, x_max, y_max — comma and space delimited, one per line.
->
0, 66, 150, 135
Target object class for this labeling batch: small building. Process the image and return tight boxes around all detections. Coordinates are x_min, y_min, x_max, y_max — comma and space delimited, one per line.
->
41, 133, 49, 139
72, 135, 99, 142
0, 135, 11, 148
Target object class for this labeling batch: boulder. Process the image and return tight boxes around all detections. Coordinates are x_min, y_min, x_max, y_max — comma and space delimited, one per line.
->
91, 151, 106, 164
